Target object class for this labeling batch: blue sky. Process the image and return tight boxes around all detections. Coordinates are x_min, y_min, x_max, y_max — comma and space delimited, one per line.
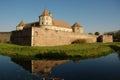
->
0, 0, 120, 34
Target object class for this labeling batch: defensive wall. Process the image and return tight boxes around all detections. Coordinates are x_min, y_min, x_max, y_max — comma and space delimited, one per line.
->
0, 32, 11, 42
97, 35, 113, 43
1, 28, 113, 46
10, 27, 97, 46
10, 28, 32, 46
31, 27, 97, 46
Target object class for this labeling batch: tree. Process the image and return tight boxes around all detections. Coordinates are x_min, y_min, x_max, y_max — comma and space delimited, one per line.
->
95, 32, 100, 35
88, 33, 93, 35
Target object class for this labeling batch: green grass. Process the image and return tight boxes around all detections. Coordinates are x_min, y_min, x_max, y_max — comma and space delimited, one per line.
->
0, 42, 120, 59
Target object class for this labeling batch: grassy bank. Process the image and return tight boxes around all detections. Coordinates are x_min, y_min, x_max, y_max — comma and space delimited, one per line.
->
0, 42, 120, 59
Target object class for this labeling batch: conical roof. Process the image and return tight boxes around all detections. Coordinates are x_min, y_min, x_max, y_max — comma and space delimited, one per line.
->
18, 20, 25, 26
41, 9, 50, 16
72, 22, 82, 28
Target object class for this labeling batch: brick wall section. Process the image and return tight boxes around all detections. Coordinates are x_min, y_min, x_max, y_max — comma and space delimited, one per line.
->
32, 27, 97, 46
0, 32, 11, 42
10, 28, 32, 46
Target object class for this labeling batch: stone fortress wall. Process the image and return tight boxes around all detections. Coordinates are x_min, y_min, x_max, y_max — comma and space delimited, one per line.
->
0, 32, 11, 42
10, 27, 97, 46
10, 28, 32, 46
102, 35, 113, 43
97, 35, 113, 43
10, 26, 113, 47
0, 28, 113, 46
31, 27, 97, 46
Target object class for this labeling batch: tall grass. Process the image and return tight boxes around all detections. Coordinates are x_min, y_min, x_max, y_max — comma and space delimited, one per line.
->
0, 42, 120, 59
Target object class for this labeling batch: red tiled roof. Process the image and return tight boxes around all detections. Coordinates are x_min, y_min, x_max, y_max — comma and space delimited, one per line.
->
53, 20, 71, 28
24, 22, 39, 28
23, 20, 71, 29
41, 9, 50, 16
72, 22, 82, 28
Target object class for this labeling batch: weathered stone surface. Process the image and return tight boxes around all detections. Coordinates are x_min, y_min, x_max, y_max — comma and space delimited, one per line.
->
0, 32, 11, 42
10, 27, 97, 46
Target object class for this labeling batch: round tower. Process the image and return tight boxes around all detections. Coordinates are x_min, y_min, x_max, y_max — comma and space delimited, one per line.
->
39, 9, 53, 26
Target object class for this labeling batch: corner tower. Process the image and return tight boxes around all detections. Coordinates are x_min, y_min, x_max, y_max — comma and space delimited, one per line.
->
72, 22, 83, 33
39, 9, 53, 26
16, 20, 25, 30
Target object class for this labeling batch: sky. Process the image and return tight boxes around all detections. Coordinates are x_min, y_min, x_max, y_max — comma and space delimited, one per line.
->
0, 0, 120, 34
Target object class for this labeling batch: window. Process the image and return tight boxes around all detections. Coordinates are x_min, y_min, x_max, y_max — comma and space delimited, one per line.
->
46, 17, 48, 20
46, 22, 48, 25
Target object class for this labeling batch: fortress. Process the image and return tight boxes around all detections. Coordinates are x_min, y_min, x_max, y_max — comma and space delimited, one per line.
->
9, 9, 112, 46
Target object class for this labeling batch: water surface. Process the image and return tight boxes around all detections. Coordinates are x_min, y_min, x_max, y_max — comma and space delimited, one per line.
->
0, 52, 120, 80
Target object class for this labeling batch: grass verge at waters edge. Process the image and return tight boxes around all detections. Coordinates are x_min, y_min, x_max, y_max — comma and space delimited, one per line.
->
0, 42, 120, 59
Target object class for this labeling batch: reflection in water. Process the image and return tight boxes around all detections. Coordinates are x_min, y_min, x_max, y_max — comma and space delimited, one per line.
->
117, 50, 120, 60
11, 58, 69, 80
1, 52, 120, 80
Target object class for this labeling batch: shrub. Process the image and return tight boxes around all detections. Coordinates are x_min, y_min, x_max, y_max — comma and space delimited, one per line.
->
6, 41, 11, 44
71, 39, 87, 44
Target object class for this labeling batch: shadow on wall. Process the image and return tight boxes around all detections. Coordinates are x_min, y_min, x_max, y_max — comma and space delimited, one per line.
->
71, 39, 87, 44
97, 36, 102, 42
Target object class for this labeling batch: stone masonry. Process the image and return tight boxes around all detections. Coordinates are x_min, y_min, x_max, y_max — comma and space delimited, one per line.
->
0, 32, 11, 42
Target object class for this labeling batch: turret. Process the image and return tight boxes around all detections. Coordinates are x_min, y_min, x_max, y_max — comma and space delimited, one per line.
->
39, 9, 53, 26
49, 11, 52, 17
72, 22, 83, 33
16, 20, 25, 30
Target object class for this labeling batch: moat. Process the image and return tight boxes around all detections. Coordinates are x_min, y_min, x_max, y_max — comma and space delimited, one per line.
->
0, 52, 120, 80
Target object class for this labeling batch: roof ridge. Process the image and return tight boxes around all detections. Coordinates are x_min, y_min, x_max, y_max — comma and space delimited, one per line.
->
25, 21, 39, 25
